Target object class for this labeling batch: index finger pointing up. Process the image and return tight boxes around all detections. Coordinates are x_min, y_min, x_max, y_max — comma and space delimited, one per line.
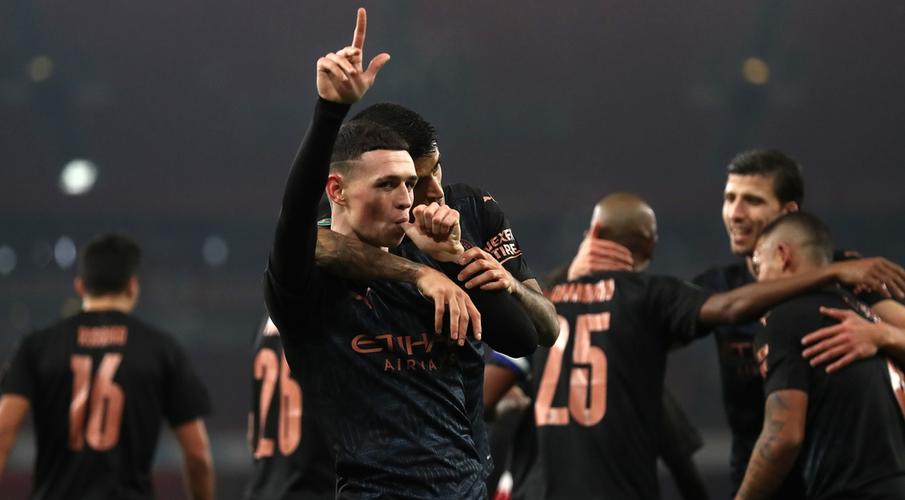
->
352, 8, 366, 51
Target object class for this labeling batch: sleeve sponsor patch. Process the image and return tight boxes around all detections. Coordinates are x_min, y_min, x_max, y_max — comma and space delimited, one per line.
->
483, 228, 522, 263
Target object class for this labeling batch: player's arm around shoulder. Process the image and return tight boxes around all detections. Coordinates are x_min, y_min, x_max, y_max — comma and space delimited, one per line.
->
699, 257, 905, 327
802, 301, 905, 373
0, 394, 29, 479
457, 188, 560, 346
174, 418, 215, 500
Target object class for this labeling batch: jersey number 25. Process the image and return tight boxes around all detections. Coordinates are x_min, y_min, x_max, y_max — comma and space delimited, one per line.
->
535, 313, 609, 427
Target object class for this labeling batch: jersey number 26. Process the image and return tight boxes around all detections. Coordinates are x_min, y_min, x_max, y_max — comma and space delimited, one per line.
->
252, 348, 302, 458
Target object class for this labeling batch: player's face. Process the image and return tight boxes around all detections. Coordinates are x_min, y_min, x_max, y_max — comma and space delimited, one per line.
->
722, 174, 791, 255
343, 150, 417, 247
413, 148, 444, 206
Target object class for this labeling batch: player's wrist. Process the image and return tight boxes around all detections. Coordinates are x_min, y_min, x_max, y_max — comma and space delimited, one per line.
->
411, 263, 435, 285
825, 262, 844, 283
876, 323, 897, 350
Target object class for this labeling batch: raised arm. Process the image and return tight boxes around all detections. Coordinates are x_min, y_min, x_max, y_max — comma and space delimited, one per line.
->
699, 257, 905, 327
174, 418, 215, 500
269, 8, 389, 292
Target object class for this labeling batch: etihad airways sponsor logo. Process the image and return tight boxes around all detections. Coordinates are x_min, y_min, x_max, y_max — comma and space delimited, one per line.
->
351, 333, 440, 372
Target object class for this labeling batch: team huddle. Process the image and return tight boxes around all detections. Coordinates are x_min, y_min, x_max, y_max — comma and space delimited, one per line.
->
3, 8, 905, 500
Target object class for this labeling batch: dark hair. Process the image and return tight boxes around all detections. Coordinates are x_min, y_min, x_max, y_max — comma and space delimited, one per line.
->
330, 120, 410, 172
727, 149, 804, 206
759, 212, 833, 264
351, 103, 437, 159
78, 233, 142, 295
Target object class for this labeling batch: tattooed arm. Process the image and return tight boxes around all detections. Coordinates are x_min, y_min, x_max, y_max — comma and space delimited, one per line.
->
735, 390, 807, 500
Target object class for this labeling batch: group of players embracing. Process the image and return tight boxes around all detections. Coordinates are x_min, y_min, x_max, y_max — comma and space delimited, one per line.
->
3, 7, 905, 500
250, 8, 905, 500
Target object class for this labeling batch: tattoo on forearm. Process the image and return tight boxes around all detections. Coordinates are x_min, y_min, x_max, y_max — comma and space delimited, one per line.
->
513, 280, 559, 345
315, 229, 420, 282
736, 391, 803, 500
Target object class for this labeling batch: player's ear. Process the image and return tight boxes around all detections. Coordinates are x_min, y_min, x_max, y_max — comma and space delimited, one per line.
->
781, 201, 799, 214
73, 277, 86, 297
127, 276, 140, 300
777, 242, 793, 272
326, 173, 347, 206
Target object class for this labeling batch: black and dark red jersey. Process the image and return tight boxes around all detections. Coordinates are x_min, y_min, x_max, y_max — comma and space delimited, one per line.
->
0, 310, 211, 500
265, 97, 535, 498
524, 271, 710, 500
694, 250, 899, 496
245, 317, 334, 500
756, 286, 905, 499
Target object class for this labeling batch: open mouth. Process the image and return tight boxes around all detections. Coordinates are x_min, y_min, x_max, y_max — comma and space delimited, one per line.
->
729, 226, 754, 240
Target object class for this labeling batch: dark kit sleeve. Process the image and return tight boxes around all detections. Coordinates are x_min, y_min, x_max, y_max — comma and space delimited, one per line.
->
477, 189, 534, 283
759, 305, 813, 395
265, 98, 350, 333
162, 339, 213, 427
646, 275, 713, 345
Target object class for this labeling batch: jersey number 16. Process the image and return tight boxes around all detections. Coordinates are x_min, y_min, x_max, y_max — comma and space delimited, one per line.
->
69, 353, 124, 451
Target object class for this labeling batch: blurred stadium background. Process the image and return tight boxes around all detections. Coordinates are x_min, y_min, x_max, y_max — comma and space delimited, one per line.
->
2, 1, 904, 498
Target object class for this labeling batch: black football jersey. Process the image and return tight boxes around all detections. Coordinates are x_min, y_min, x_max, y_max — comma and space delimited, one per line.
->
755, 287, 905, 499
693, 249, 896, 495
395, 182, 536, 481
245, 317, 334, 500
524, 272, 710, 500
0, 310, 211, 500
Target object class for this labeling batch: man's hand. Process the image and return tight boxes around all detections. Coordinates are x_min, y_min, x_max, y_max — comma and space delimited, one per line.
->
567, 236, 634, 280
403, 203, 464, 263
802, 307, 887, 373
457, 247, 517, 293
316, 8, 390, 104
414, 266, 481, 346
830, 257, 905, 299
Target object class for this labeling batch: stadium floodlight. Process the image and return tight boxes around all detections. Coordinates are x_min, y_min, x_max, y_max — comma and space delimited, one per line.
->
60, 159, 98, 196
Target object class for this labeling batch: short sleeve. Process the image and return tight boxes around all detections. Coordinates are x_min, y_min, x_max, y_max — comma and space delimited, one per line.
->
0, 335, 37, 400
477, 190, 534, 283
646, 275, 713, 345
757, 305, 812, 394
162, 340, 212, 427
